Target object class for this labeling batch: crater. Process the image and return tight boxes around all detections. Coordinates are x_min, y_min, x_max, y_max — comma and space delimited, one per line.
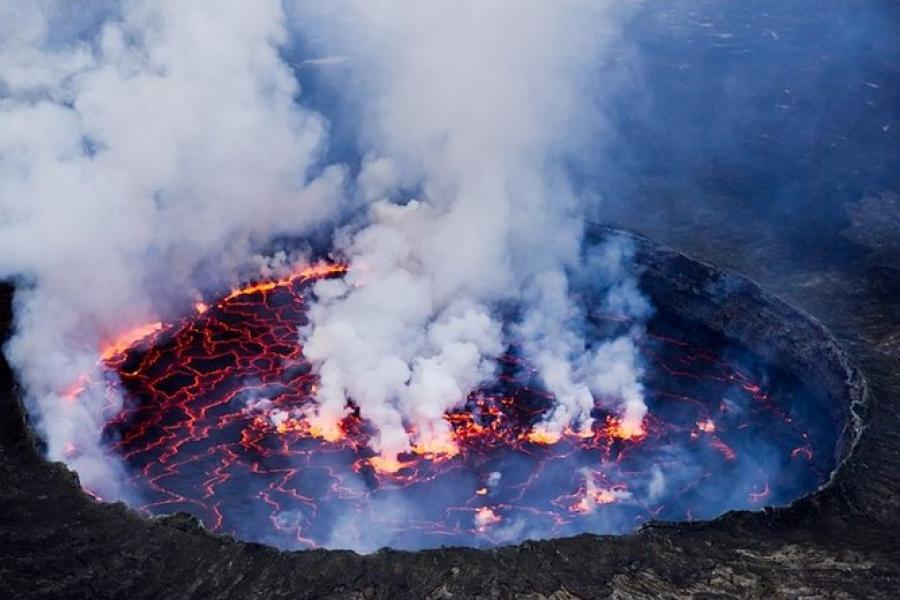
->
69, 231, 859, 552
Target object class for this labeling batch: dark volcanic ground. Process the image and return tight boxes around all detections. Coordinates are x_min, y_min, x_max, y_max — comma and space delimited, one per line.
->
1, 220, 899, 599
4, 1, 900, 597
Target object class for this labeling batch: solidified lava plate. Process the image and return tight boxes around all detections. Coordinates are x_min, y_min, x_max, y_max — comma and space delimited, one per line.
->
78, 261, 840, 552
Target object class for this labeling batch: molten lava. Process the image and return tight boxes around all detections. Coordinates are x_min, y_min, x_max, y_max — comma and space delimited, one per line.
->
64, 261, 837, 551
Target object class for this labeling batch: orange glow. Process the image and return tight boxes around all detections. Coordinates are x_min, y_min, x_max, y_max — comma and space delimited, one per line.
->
591, 488, 620, 504
412, 437, 460, 459
275, 418, 303, 435
571, 482, 629, 514
569, 426, 595, 439
80, 250, 825, 548
697, 418, 716, 433
100, 322, 163, 361
79, 262, 347, 390
572, 489, 619, 514
474, 507, 502, 530
222, 262, 347, 303
61, 374, 91, 403
274, 415, 346, 442
522, 424, 596, 445
308, 420, 345, 443
524, 427, 562, 445
53, 262, 349, 418
369, 454, 410, 474
573, 498, 592, 513
604, 416, 645, 441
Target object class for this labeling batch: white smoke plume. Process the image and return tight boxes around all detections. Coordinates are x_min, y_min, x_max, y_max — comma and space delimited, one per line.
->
293, 1, 650, 462
0, 0, 650, 499
0, 0, 343, 497
516, 238, 652, 441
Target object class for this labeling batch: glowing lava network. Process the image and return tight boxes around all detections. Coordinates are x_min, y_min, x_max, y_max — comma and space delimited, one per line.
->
64, 262, 838, 551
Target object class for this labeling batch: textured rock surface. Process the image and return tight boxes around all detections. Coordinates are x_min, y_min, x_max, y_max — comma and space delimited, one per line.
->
1, 224, 898, 599
843, 192, 900, 260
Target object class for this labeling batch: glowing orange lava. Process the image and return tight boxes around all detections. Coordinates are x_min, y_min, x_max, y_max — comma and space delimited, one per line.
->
474, 507, 502, 530
524, 427, 563, 445
61, 374, 91, 404
603, 416, 646, 441
100, 322, 163, 361
697, 418, 716, 433
65, 257, 833, 551
221, 262, 347, 303
412, 437, 461, 460
368, 455, 412, 474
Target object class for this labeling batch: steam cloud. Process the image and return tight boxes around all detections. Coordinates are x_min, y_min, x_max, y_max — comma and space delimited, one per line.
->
0, 0, 344, 496
295, 1, 650, 462
0, 0, 649, 501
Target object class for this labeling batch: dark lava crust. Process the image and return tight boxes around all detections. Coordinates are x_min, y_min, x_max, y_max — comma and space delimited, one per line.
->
1, 229, 898, 600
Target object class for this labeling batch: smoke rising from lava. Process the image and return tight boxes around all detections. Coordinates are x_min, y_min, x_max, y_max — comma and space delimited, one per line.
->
0, 0, 344, 496
293, 1, 649, 464
0, 1, 651, 524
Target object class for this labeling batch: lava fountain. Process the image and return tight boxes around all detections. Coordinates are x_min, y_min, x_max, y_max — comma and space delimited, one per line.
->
65, 248, 843, 552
